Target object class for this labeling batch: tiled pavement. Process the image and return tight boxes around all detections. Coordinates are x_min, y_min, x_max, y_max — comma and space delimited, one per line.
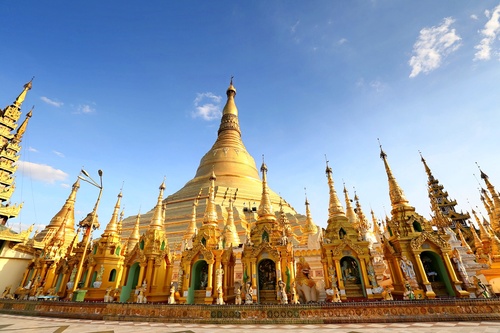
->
1, 314, 500, 333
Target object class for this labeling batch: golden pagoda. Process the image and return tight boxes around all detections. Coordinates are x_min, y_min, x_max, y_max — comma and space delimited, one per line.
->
0, 79, 34, 224
241, 160, 295, 304
120, 79, 310, 250
84, 190, 126, 301
178, 171, 236, 304
120, 181, 173, 303
320, 162, 380, 300
379, 145, 469, 299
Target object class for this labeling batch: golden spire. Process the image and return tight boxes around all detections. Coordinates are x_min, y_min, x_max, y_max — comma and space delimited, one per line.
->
35, 178, 80, 244
456, 226, 473, 254
13, 78, 33, 108
371, 209, 382, 238
223, 189, 240, 246
478, 165, 500, 233
149, 180, 166, 230
354, 192, 369, 234
118, 209, 124, 236
103, 190, 123, 235
302, 192, 318, 235
257, 157, 275, 220
12, 107, 33, 143
185, 188, 202, 241
378, 142, 412, 214
220, 76, 238, 118
127, 212, 141, 253
343, 184, 358, 226
203, 170, 218, 225
326, 159, 345, 219
472, 209, 491, 244
480, 189, 496, 228
190, 78, 259, 183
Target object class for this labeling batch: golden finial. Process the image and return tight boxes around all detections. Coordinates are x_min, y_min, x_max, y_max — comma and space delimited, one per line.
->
378, 138, 386, 159
475, 162, 488, 179
325, 154, 332, 174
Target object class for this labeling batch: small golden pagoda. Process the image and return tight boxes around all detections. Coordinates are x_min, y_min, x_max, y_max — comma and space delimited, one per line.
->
379, 145, 468, 299
16, 178, 81, 299
120, 181, 173, 303
178, 171, 236, 304
321, 162, 380, 300
85, 190, 125, 301
241, 160, 295, 304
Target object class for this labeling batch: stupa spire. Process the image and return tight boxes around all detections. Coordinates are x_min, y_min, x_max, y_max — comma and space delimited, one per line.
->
257, 157, 275, 220
35, 178, 80, 244
127, 212, 141, 253
302, 191, 318, 235
456, 226, 473, 254
13, 78, 33, 108
149, 180, 166, 230
326, 159, 345, 219
103, 190, 123, 235
378, 141, 412, 214
185, 188, 202, 242
478, 164, 500, 233
12, 107, 33, 143
203, 170, 218, 225
343, 184, 358, 226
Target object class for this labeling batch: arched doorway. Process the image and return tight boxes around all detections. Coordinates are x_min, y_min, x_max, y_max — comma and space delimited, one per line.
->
257, 259, 276, 304
120, 262, 140, 302
420, 251, 454, 297
188, 260, 208, 304
340, 256, 365, 298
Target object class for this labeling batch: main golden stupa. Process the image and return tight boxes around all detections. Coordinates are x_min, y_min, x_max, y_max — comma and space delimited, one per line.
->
120, 79, 317, 249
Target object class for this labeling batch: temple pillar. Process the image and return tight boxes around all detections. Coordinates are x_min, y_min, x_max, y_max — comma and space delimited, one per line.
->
137, 264, 146, 288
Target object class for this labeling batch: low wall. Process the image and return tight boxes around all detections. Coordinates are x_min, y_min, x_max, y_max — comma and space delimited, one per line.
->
1, 299, 500, 324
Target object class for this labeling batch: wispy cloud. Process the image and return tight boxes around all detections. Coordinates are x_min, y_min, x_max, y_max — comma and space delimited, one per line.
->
16, 161, 68, 184
40, 96, 63, 107
192, 92, 222, 121
76, 104, 96, 114
338, 38, 348, 45
474, 4, 500, 61
471, 14, 478, 20
290, 20, 300, 33
53, 150, 65, 158
409, 17, 462, 78
28, 147, 38, 153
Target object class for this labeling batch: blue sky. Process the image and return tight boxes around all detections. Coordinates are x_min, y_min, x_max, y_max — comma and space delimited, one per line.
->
1, 1, 500, 234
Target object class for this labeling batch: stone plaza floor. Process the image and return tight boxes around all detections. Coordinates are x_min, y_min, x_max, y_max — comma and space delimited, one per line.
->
1, 314, 500, 333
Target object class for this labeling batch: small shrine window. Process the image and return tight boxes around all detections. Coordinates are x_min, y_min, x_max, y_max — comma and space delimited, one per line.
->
109, 269, 116, 282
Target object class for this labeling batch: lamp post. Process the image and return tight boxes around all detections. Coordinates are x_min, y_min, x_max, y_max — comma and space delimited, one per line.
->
71, 169, 103, 295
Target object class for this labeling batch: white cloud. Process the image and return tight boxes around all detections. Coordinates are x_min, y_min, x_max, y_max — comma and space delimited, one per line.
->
53, 150, 65, 158
338, 38, 348, 45
16, 161, 68, 184
77, 104, 96, 114
40, 96, 63, 107
474, 4, 500, 61
28, 147, 38, 153
290, 20, 300, 34
471, 14, 478, 20
60, 183, 70, 188
192, 92, 222, 121
370, 80, 386, 92
409, 17, 462, 78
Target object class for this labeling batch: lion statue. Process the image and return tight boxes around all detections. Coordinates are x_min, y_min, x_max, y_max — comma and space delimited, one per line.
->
295, 257, 318, 303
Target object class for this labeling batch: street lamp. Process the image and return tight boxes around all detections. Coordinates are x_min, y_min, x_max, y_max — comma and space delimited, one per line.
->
71, 169, 103, 295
